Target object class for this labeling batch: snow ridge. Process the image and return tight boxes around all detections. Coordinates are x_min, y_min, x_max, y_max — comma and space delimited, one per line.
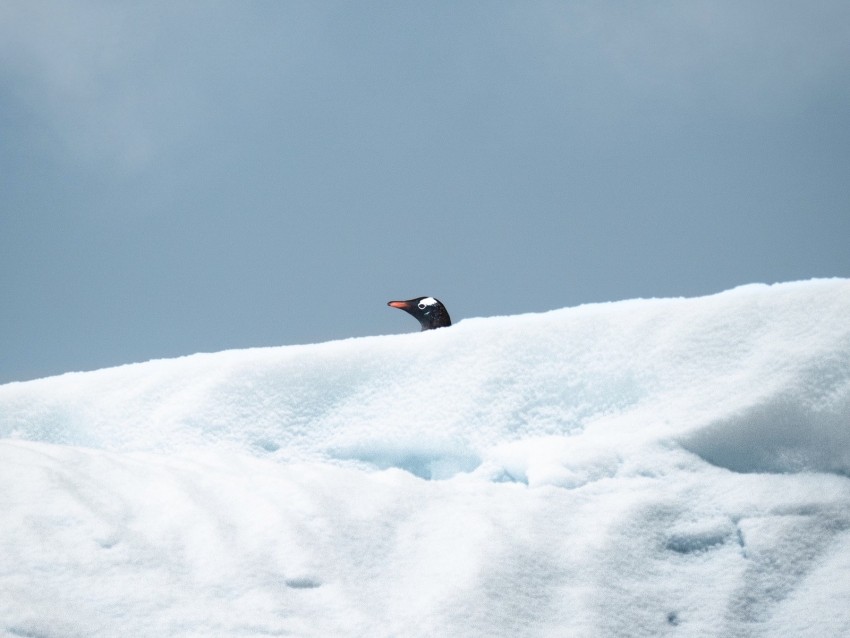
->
1, 279, 849, 637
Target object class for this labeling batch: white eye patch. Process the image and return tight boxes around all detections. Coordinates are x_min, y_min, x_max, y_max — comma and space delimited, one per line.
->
417, 297, 438, 310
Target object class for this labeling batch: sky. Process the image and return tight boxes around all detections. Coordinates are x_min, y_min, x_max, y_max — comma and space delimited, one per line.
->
2, 279, 849, 635
1, 1, 849, 384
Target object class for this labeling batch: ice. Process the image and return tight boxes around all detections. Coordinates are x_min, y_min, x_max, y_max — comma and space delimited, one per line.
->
1, 278, 849, 636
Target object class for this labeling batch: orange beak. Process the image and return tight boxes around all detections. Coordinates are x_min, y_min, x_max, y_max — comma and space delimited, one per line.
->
387, 301, 410, 309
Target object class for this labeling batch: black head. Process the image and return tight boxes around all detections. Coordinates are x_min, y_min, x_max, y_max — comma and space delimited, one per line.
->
387, 296, 452, 331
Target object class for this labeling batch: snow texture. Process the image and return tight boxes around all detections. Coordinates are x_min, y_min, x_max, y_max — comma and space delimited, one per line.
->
1, 279, 849, 637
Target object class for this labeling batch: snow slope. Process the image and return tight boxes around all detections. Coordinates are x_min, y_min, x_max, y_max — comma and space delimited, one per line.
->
1, 279, 849, 637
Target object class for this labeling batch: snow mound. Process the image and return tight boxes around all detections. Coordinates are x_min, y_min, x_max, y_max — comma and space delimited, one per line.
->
1, 279, 849, 636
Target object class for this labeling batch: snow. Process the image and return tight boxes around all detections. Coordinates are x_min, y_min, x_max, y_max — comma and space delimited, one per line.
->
1, 278, 849, 637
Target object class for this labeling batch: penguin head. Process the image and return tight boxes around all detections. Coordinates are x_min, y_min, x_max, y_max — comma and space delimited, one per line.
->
387, 296, 452, 331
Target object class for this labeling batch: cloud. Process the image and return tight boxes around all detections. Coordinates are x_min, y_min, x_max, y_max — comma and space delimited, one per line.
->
4, 0, 847, 176
506, 1, 850, 119
0, 2, 259, 172
0, 3, 154, 170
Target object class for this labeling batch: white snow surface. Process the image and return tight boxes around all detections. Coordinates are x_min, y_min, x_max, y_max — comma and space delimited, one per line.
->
2, 279, 850, 637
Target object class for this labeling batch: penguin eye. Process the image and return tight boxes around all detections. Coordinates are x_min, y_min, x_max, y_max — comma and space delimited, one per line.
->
418, 297, 438, 311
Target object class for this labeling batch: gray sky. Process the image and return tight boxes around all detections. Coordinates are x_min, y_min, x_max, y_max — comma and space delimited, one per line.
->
2, 1, 849, 384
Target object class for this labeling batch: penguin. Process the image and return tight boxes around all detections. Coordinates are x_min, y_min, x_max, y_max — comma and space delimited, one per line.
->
387, 296, 452, 331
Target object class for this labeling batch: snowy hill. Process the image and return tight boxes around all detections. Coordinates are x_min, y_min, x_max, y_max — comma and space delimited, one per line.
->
2, 279, 849, 637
